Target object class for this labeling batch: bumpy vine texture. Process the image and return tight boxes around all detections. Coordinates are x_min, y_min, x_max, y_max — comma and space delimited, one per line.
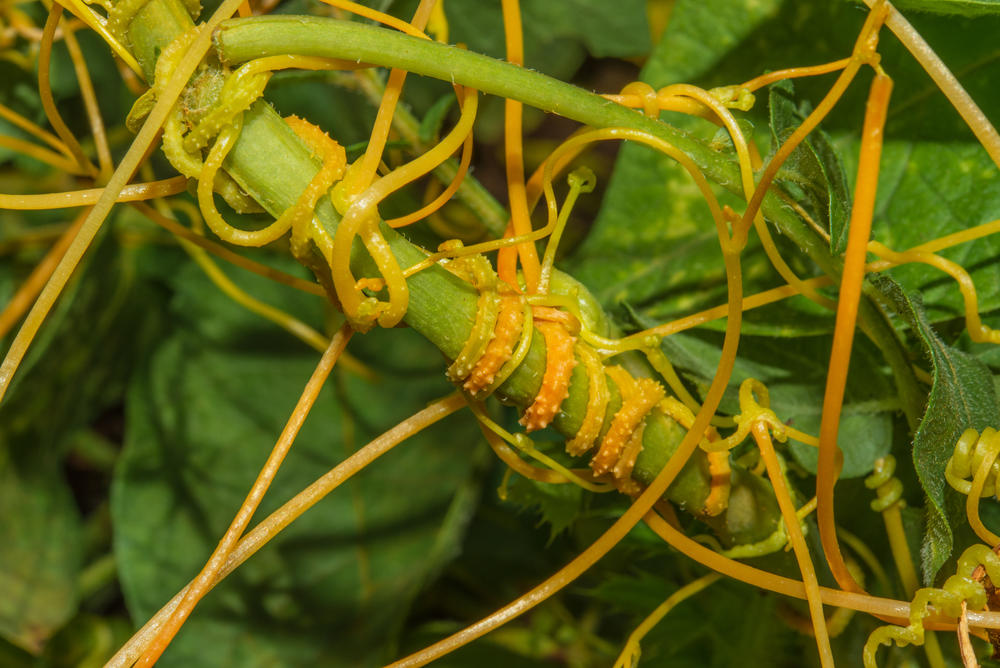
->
4, 0, 1000, 665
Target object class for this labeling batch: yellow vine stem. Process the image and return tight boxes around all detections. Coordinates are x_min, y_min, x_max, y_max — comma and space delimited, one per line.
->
498, 0, 541, 292
613, 572, 722, 668
0, 0, 247, 401
0, 134, 81, 174
733, 2, 888, 248
464, 293, 524, 396
864, 0, 1000, 170
56, 0, 142, 75
385, 128, 473, 228
38, 4, 96, 177
130, 201, 327, 297
397, 165, 593, 280
0, 208, 88, 339
444, 254, 501, 382
816, 70, 893, 595
152, 197, 337, 357
564, 343, 609, 457
537, 167, 595, 293
946, 428, 1000, 547
605, 79, 834, 309
0, 176, 187, 210
663, 82, 835, 309
519, 315, 577, 432
865, 456, 948, 668
62, 21, 113, 178
649, 503, 1000, 646
704, 378, 834, 664
339, 0, 437, 197
863, 545, 1000, 667
386, 82, 748, 665
196, 95, 347, 246
740, 58, 852, 93
331, 86, 478, 330
107, 393, 466, 668
470, 402, 613, 493
617, 207, 1000, 353
752, 419, 835, 668
591, 366, 663, 477
319, 0, 431, 43
481, 299, 534, 396
602, 80, 704, 119
0, 101, 71, 159
133, 326, 352, 667
868, 241, 1000, 344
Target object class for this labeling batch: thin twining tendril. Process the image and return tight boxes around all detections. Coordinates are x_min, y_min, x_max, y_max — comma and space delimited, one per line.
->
868, 241, 1000, 344
863, 544, 1000, 668
437, 249, 674, 487
865, 455, 948, 668
330, 85, 478, 331
946, 427, 1000, 546
443, 254, 502, 384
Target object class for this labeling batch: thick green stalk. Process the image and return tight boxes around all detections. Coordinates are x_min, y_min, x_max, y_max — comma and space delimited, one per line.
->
215, 16, 824, 260
215, 15, 924, 427
122, 4, 782, 544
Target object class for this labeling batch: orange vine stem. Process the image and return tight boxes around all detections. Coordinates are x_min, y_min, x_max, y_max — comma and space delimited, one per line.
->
0, 208, 89, 339
108, 394, 466, 668
38, 4, 97, 178
134, 326, 352, 666
499, 0, 541, 292
816, 71, 893, 594
740, 58, 851, 93
0, 0, 247, 403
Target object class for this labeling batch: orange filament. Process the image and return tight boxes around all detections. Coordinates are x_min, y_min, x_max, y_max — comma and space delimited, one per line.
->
612, 421, 647, 482
741, 58, 852, 93
38, 4, 96, 178
817, 71, 893, 596
732, 4, 888, 248
464, 294, 525, 395
0, 1, 239, 404
63, 22, 113, 177
135, 328, 352, 667
0, 209, 88, 339
702, 448, 732, 518
446, 257, 500, 382
499, 0, 541, 292
519, 319, 577, 432
386, 129, 474, 228
130, 202, 326, 297
592, 367, 665, 476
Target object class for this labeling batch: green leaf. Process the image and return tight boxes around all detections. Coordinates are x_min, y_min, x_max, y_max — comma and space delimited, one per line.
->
112, 259, 483, 667
886, 0, 1000, 17
657, 330, 895, 478
0, 226, 158, 653
447, 0, 650, 64
444, 0, 650, 142
850, 140, 1000, 321
0, 455, 81, 654
768, 81, 852, 254
875, 276, 1000, 583
563, 0, 830, 339
0, 229, 157, 445
503, 472, 585, 540
640, 0, 783, 85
